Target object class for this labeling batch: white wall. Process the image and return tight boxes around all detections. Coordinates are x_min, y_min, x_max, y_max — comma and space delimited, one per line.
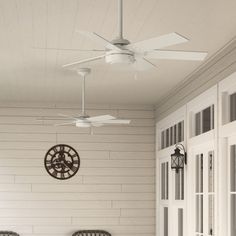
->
0, 103, 155, 236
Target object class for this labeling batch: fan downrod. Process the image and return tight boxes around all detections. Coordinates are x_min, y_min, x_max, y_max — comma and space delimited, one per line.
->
77, 68, 91, 117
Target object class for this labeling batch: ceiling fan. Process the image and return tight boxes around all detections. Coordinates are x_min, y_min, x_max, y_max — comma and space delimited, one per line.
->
40, 68, 130, 128
62, 0, 207, 70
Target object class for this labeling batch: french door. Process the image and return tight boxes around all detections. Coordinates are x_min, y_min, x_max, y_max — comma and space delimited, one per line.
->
192, 142, 216, 236
228, 136, 236, 236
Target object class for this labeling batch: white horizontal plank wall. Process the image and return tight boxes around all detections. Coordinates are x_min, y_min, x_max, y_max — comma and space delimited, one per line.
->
0, 103, 155, 236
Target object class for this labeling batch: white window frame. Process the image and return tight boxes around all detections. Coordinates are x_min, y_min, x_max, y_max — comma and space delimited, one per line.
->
157, 106, 186, 236
156, 72, 236, 236
187, 85, 217, 139
187, 141, 216, 236
186, 85, 218, 236
226, 135, 236, 236
218, 72, 236, 236
158, 106, 186, 151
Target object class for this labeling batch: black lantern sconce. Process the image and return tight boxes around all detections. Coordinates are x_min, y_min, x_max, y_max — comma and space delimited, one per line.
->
171, 143, 187, 173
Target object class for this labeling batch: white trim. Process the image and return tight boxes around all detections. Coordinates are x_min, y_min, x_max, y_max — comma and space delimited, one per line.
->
187, 85, 217, 139
157, 106, 187, 236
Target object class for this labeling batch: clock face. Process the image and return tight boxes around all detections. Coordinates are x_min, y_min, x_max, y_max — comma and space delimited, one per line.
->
44, 144, 80, 180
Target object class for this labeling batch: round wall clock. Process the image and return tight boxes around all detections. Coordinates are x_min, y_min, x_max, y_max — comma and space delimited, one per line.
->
44, 144, 80, 180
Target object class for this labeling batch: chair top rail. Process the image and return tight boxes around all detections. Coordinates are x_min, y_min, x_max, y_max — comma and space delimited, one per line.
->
72, 230, 111, 236
0, 231, 19, 236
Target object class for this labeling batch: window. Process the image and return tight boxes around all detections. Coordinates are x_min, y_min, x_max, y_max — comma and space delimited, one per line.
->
209, 195, 214, 235
174, 124, 177, 144
195, 151, 215, 236
178, 209, 183, 236
195, 154, 203, 235
178, 122, 183, 142
164, 207, 168, 236
203, 106, 212, 133
230, 92, 236, 122
161, 162, 169, 200
170, 127, 173, 146
166, 129, 169, 147
194, 105, 214, 136
161, 131, 165, 149
175, 169, 184, 200
195, 112, 201, 136
208, 151, 215, 235
230, 145, 236, 236
161, 121, 184, 149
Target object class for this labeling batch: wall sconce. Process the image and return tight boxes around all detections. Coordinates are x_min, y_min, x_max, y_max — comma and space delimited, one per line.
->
171, 143, 187, 173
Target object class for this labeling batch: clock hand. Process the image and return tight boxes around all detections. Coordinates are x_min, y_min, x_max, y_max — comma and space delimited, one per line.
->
61, 160, 73, 170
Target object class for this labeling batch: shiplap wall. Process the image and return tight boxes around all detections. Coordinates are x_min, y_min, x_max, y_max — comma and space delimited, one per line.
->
0, 103, 155, 236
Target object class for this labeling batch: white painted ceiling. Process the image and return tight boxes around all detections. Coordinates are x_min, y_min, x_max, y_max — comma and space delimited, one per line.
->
0, 0, 236, 105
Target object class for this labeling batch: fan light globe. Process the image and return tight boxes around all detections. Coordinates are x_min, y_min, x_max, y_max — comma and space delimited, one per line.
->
76, 120, 91, 128
106, 50, 135, 64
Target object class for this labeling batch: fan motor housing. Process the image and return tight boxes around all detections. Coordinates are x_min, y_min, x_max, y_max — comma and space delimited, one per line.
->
105, 49, 135, 64
76, 116, 91, 128
76, 120, 91, 128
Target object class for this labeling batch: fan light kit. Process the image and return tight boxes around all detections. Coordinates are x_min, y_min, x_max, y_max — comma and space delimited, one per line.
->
39, 68, 131, 128
62, 0, 208, 70
106, 49, 135, 65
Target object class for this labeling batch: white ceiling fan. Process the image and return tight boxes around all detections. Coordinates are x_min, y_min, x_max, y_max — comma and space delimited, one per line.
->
62, 0, 207, 70
40, 68, 130, 128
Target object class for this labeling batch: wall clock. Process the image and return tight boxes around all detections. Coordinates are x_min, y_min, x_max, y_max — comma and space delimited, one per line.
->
44, 144, 80, 180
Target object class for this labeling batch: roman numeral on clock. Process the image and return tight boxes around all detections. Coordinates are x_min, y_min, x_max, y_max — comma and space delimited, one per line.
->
71, 166, 77, 172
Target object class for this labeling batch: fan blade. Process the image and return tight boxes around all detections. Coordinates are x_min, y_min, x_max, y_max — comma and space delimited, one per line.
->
58, 113, 79, 120
87, 115, 115, 122
132, 57, 158, 71
92, 123, 104, 127
32, 47, 105, 52
127, 32, 188, 52
146, 50, 207, 61
62, 55, 105, 68
37, 117, 73, 121
76, 30, 122, 51
142, 57, 158, 68
54, 121, 76, 126
97, 119, 130, 124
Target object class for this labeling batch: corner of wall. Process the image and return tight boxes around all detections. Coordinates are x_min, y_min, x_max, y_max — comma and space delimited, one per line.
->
155, 36, 236, 121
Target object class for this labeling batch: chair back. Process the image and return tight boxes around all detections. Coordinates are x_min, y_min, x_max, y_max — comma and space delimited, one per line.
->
0, 232, 19, 236
72, 230, 111, 236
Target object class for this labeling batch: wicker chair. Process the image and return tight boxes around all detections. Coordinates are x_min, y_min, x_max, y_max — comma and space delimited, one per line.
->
72, 230, 111, 236
0, 232, 19, 236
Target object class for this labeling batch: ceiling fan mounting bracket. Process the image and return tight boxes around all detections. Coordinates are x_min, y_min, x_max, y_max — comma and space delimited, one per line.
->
111, 38, 130, 46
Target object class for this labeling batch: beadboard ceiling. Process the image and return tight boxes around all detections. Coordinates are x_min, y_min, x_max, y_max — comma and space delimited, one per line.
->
0, 0, 236, 105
